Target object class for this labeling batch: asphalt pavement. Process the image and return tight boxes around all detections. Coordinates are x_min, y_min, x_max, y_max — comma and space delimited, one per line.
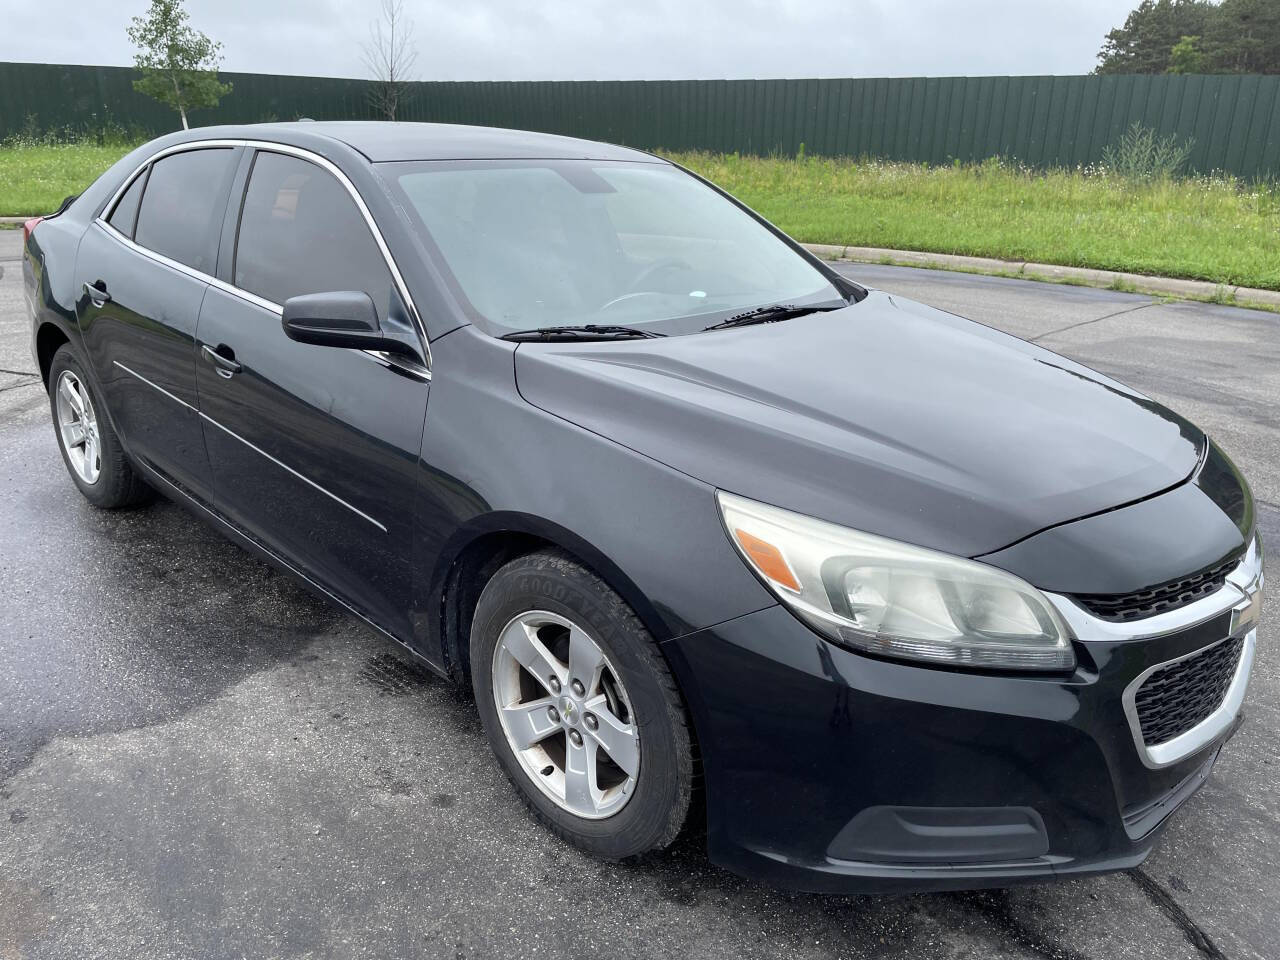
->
1, 228, 1277, 960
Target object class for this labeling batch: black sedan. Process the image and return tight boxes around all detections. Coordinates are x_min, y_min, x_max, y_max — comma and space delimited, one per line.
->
22, 122, 1264, 893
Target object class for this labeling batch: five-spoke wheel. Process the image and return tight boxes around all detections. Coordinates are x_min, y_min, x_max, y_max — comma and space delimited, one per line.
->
47, 344, 153, 509
471, 549, 693, 858
492, 610, 640, 819
55, 370, 101, 485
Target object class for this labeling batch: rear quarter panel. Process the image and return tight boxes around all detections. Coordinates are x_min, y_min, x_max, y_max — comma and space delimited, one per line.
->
25, 139, 169, 379
25, 214, 86, 378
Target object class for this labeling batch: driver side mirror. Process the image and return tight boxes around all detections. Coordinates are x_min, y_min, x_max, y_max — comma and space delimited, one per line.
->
281, 291, 419, 359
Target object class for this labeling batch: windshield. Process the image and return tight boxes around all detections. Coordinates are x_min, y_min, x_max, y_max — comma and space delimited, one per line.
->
383, 159, 844, 337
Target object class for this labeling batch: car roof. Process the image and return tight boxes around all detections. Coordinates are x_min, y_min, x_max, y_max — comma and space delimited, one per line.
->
227, 121, 663, 164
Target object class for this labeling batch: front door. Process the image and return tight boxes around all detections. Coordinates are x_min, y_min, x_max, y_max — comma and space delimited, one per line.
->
76, 146, 240, 501
194, 147, 430, 639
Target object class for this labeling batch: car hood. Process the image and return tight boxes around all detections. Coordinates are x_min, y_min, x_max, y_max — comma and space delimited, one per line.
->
513, 291, 1205, 558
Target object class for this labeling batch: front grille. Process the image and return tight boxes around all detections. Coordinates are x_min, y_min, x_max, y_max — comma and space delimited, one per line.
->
1073, 555, 1240, 622
1134, 636, 1244, 746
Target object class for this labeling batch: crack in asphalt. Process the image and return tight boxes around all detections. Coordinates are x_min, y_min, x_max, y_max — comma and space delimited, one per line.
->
1029, 301, 1157, 342
0, 376, 39, 394
0, 367, 38, 377
1128, 869, 1229, 960
953, 890, 1094, 960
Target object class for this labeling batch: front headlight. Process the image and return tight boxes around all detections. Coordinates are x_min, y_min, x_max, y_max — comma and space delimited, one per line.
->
717, 491, 1075, 671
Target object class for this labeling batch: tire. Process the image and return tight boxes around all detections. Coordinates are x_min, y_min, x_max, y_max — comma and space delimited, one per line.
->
471, 549, 693, 859
47, 344, 153, 509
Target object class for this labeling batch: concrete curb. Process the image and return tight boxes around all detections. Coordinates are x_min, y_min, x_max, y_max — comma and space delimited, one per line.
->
804, 243, 1280, 310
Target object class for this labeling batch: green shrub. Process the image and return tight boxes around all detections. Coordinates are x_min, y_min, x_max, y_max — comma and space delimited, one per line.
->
1101, 122, 1195, 181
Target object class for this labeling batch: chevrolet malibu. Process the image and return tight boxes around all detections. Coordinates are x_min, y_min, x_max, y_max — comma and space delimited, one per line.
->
23, 123, 1264, 893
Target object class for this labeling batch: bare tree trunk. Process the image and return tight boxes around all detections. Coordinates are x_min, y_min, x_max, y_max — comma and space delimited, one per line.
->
388, 9, 397, 120
172, 72, 189, 130
363, 0, 417, 122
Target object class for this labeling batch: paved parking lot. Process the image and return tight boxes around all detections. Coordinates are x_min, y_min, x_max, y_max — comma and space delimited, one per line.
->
1, 228, 1277, 959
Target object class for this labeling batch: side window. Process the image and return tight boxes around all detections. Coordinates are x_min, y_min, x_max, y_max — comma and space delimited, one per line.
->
134, 148, 236, 274
106, 168, 148, 239
234, 151, 393, 316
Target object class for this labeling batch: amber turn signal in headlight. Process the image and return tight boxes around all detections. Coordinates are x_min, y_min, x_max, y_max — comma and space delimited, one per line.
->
718, 491, 1075, 671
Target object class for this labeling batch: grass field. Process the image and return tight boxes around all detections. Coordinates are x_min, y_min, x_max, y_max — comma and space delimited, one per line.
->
0, 142, 137, 219
4, 141, 1279, 291
664, 152, 1280, 292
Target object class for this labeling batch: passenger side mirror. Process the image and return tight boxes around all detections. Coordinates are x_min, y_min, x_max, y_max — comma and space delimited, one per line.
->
281, 291, 420, 358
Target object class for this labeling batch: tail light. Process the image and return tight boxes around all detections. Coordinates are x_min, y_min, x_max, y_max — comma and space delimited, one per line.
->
22, 216, 43, 246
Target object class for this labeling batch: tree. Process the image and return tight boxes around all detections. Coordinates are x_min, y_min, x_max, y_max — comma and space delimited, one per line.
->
1097, 0, 1280, 74
1201, 0, 1280, 73
363, 0, 418, 121
1167, 35, 1206, 72
127, 0, 231, 129
1096, 0, 1216, 74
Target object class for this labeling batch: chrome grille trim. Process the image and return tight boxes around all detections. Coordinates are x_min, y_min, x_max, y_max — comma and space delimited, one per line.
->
1045, 542, 1262, 643
1044, 541, 1262, 769
1122, 630, 1254, 769
1071, 554, 1240, 622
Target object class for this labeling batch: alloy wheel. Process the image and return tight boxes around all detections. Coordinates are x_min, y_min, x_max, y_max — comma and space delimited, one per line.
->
55, 370, 101, 485
491, 610, 640, 819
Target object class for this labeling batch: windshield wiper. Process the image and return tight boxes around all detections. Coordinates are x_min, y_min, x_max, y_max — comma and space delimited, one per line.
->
501, 324, 666, 342
702, 303, 842, 332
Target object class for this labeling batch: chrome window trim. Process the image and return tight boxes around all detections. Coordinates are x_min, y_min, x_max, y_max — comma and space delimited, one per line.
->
100, 139, 247, 216
96, 218, 280, 313
112, 360, 388, 534
96, 204, 428, 383
353, 348, 431, 381
94, 137, 432, 375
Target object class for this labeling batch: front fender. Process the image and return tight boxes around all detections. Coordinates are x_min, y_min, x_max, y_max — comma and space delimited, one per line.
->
412, 326, 775, 669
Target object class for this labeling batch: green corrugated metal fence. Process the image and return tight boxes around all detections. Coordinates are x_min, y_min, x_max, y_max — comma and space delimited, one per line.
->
4, 62, 1280, 178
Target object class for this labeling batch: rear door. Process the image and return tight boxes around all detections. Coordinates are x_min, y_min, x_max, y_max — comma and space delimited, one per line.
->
195, 146, 430, 639
77, 145, 240, 500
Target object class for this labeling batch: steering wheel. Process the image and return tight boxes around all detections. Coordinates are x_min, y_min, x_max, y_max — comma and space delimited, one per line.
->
598, 258, 695, 311
626, 256, 691, 293
598, 290, 670, 311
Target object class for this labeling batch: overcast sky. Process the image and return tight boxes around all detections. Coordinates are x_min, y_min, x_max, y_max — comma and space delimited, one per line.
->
2, 0, 1137, 80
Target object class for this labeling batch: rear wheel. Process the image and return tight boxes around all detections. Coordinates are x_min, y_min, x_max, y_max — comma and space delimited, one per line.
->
47, 345, 153, 509
471, 549, 693, 858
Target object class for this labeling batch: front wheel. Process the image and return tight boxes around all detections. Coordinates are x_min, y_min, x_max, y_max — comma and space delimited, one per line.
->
470, 550, 693, 859
47, 345, 153, 509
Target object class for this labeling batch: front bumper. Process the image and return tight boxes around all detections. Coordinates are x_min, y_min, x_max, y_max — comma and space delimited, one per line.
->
662, 553, 1261, 895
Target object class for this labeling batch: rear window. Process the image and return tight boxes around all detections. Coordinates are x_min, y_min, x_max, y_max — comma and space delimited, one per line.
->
107, 169, 147, 238
134, 148, 236, 274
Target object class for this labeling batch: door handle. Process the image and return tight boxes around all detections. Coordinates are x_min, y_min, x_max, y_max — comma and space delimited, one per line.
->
82, 281, 111, 306
201, 343, 243, 378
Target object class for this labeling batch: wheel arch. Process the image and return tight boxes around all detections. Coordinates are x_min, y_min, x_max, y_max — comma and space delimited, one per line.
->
429, 511, 672, 684
35, 321, 71, 387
